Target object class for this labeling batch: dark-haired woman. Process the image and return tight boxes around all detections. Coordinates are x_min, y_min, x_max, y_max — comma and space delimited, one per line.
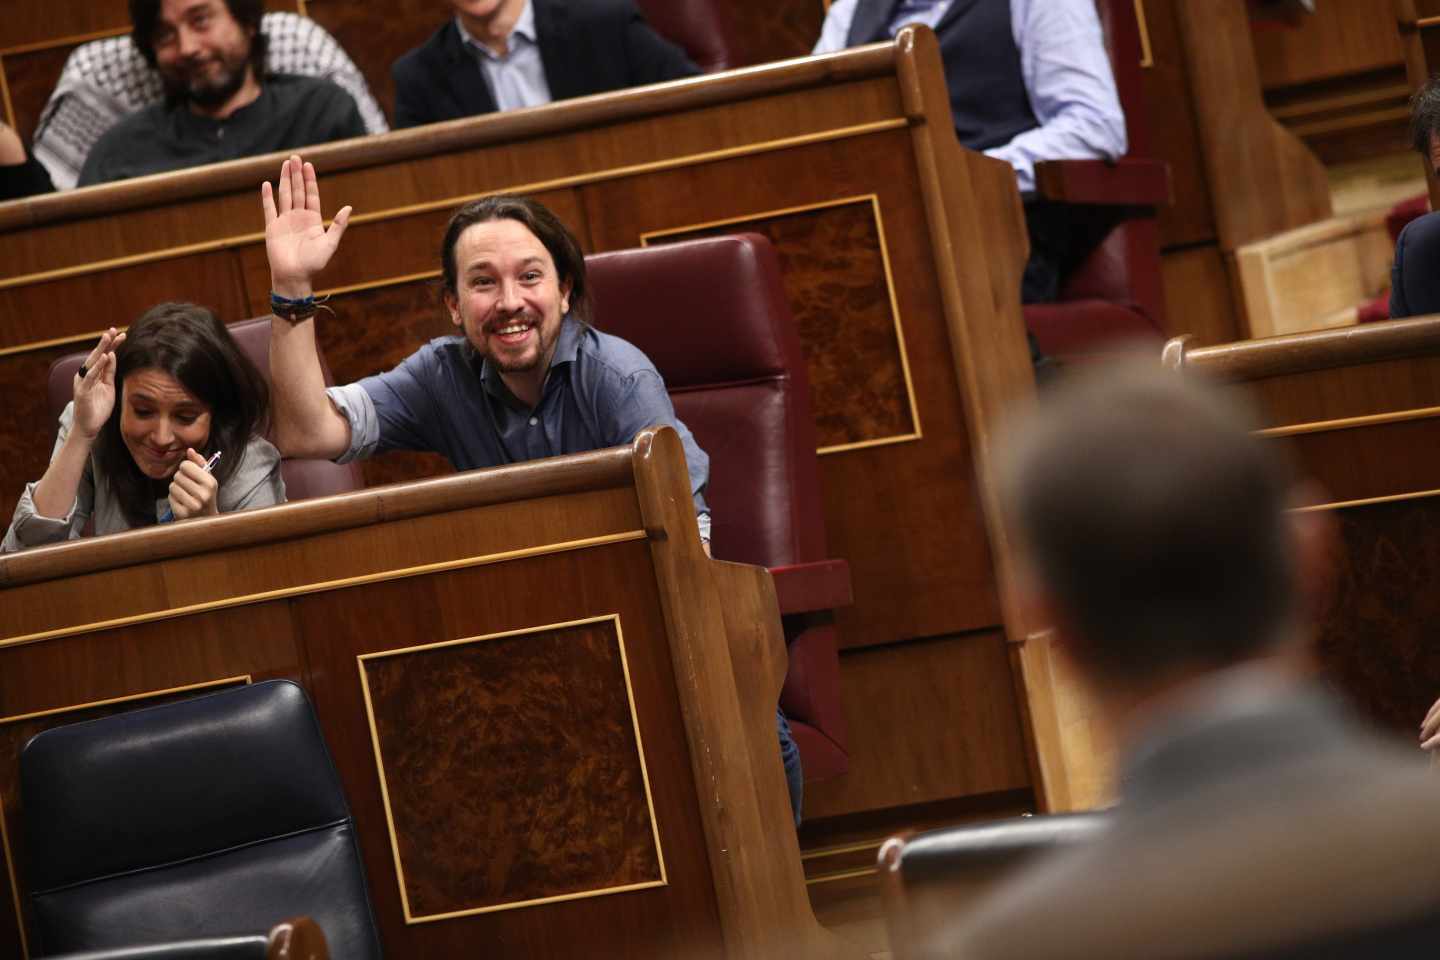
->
2, 304, 285, 552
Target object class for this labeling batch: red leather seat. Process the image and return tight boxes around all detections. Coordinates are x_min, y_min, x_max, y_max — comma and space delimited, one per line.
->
587, 233, 852, 782
1024, 0, 1171, 359
47, 316, 362, 503
636, 0, 742, 72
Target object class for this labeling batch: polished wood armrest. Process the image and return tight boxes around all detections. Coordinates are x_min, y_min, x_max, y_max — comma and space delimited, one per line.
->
770, 559, 853, 615
1033, 158, 1172, 207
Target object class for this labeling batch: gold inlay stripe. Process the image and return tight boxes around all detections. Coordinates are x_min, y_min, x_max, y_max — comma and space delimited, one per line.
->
1134, 0, 1154, 68
1, 26, 130, 58
357, 614, 667, 924
799, 839, 883, 861
1257, 405, 1440, 438
0, 327, 116, 358
805, 866, 878, 885
0, 119, 910, 305
817, 432, 921, 455
0, 674, 251, 960
640, 194, 924, 458
0, 674, 252, 726
0, 530, 647, 648
1294, 487, 1440, 514
0, 57, 15, 132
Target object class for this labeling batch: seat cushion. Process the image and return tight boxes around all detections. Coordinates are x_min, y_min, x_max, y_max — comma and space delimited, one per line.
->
1024, 300, 1163, 360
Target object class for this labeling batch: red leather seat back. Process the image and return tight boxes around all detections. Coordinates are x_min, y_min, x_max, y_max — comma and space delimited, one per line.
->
587, 234, 849, 781
586, 234, 825, 569
47, 316, 363, 502
635, 0, 743, 72
1048, 0, 1165, 333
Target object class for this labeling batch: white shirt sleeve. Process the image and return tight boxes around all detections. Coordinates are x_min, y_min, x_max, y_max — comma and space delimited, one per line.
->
985, 0, 1128, 193
814, 0, 861, 54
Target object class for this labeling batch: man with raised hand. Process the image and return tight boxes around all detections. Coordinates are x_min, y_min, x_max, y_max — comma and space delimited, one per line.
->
261, 155, 806, 823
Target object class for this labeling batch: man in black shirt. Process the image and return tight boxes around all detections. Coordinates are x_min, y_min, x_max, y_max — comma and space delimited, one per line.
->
78, 0, 364, 186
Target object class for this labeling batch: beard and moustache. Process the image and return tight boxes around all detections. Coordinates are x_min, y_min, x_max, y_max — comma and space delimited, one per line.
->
159, 48, 254, 109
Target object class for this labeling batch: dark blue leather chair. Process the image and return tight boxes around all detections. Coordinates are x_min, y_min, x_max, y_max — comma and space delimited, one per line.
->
37, 916, 328, 960
20, 681, 380, 959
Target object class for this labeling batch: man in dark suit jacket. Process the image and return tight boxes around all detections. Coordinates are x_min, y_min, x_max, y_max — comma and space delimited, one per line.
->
931, 361, 1440, 959
1389, 210, 1440, 319
392, 0, 700, 129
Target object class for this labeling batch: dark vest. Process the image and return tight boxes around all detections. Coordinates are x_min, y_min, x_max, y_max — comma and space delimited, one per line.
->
846, 0, 1038, 152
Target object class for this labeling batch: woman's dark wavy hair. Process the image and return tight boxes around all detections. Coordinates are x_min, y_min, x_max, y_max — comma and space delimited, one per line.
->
93, 303, 269, 528
439, 194, 590, 323
129, 0, 267, 77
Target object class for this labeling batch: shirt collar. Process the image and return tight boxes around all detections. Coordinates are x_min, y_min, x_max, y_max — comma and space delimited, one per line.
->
478, 315, 582, 402
455, 1, 537, 60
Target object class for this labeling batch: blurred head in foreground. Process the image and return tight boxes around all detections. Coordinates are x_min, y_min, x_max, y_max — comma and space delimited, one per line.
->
998, 359, 1323, 709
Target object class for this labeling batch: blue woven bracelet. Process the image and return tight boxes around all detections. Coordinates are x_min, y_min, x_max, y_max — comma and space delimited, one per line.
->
270, 292, 326, 320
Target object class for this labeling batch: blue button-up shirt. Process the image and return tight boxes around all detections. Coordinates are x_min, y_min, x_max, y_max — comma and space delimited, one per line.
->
813, 0, 1127, 192
454, 2, 554, 112
327, 319, 711, 537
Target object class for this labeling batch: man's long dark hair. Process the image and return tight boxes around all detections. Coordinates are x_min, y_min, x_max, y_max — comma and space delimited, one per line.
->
93, 303, 270, 527
439, 194, 590, 323
128, 0, 268, 77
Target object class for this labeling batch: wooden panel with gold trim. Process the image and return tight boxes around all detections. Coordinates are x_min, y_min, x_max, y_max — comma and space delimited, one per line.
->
580, 128, 1004, 646
1269, 417, 1440, 507
640, 195, 921, 455
0, 4, 131, 54
1, 519, 645, 646
293, 537, 727, 957
359, 615, 665, 923
0, 437, 801, 959
1243, 354, 1440, 432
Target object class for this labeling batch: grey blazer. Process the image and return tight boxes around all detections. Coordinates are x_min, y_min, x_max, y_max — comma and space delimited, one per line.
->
3, 402, 285, 553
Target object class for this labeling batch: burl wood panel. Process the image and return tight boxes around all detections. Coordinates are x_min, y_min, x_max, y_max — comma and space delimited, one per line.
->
363, 619, 661, 919
295, 541, 726, 957
649, 201, 914, 450
322, 280, 454, 489
1318, 498, 1440, 738
3, 45, 77, 144
0, 341, 101, 537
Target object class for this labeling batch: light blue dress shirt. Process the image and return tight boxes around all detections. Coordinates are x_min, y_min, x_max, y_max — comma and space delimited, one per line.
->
454, 1, 554, 112
813, 0, 1127, 192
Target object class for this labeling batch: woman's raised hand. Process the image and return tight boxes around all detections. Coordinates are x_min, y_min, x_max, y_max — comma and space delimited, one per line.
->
261, 155, 352, 299
73, 327, 125, 439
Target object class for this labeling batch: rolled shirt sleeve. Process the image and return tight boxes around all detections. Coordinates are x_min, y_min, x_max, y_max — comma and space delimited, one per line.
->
985, 0, 1128, 193
600, 367, 711, 537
